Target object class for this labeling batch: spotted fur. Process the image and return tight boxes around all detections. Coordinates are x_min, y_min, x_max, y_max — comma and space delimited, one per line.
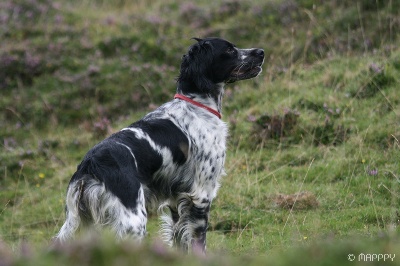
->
55, 37, 264, 253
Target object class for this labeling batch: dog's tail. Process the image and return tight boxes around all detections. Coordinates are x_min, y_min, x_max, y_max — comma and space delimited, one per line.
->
55, 174, 107, 242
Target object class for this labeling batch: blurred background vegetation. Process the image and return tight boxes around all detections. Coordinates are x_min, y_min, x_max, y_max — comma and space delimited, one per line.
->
1, 0, 399, 265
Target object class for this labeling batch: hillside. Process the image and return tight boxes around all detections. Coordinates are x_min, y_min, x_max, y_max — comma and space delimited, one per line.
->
1, 0, 399, 265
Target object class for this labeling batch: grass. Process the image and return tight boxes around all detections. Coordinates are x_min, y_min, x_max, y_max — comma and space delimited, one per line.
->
1, 0, 399, 264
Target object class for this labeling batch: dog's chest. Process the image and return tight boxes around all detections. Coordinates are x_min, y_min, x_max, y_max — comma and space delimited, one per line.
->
186, 115, 227, 169
173, 109, 227, 197
153, 101, 228, 195
190, 118, 227, 194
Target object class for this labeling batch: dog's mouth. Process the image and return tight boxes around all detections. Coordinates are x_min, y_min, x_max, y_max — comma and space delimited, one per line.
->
226, 63, 263, 83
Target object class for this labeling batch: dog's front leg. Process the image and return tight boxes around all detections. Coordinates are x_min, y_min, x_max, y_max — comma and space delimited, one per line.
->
190, 202, 210, 255
175, 196, 210, 254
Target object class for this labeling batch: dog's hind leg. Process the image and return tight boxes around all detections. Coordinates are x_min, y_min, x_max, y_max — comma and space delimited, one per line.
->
56, 177, 147, 242
110, 185, 148, 241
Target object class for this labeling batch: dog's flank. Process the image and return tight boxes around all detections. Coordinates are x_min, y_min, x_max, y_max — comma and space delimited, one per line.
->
55, 37, 264, 253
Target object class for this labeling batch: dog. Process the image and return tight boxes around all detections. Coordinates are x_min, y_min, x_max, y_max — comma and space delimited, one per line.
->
55, 37, 264, 253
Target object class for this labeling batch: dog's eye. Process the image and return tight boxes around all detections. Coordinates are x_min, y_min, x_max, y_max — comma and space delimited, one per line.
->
226, 47, 236, 54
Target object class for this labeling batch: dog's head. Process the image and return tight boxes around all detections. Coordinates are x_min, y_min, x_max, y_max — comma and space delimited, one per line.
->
177, 37, 264, 94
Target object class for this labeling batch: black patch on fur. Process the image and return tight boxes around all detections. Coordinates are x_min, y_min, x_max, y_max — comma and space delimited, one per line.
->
128, 118, 189, 165
70, 138, 147, 210
70, 118, 190, 209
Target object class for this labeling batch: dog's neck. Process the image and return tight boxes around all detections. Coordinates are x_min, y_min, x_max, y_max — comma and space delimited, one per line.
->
176, 81, 225, 113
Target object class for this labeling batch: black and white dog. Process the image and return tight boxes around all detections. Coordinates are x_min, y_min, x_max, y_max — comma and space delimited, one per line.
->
56, 37, 264, 253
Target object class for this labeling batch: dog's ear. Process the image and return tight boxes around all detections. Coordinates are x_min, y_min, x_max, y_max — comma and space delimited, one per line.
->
178, 41, 214, 93
190, 53, 214, 93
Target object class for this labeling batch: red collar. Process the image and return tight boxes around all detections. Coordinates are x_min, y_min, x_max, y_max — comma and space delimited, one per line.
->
174, 94, 222, 119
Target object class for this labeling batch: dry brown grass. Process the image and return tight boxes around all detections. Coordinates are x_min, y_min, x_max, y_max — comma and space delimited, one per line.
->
272, 191, 319, 210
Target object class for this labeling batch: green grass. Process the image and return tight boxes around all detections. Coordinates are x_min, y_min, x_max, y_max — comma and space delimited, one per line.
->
1, 0, 399, 264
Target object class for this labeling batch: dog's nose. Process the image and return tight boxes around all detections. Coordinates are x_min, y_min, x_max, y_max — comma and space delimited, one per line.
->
255, 49, 264, 57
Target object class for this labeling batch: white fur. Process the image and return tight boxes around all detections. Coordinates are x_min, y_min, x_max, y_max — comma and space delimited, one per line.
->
56, 179, 147, 241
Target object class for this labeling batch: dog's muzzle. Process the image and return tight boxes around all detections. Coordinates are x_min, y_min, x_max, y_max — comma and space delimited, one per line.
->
227, 48, 265, 83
